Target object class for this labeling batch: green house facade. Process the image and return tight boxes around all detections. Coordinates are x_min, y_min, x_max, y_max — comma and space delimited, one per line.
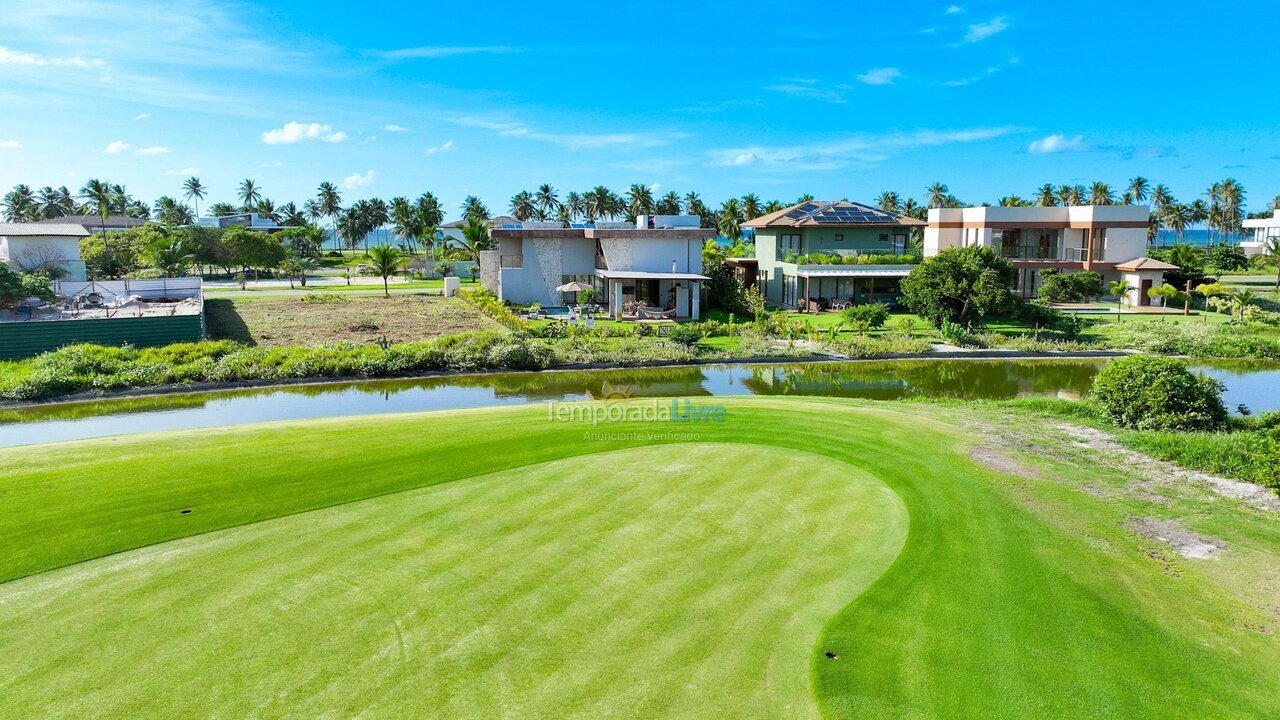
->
746, 201, 924, 310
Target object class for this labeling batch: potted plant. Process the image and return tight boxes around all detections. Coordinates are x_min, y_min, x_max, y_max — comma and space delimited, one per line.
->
527, 301, 542, 319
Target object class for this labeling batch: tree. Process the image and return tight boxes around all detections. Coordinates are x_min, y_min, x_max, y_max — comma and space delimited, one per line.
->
434, 261, 453, 278
237, 179, 262, 211
1146, 283, 1182, 320
1205, 244, 1248, 272
1194, 282, 1229, 322
222, 226, 285, 279
1, 184, 37, 222
925, 182, 949, 208
80, 229, 144, 279
456, 219, 492, 262
1091, 355, 1226, 431
1226, 288, 1258, 323
875, 190, 902, 213
1126, 176, 1149, 205
900, 245, 1016, 329
510, 190, 535, 221
9, 240, 71, 279
1261, 236, 1280, 292
462, 196, 489, 223
656, 191, 681, 216
78, 179, 115, 235
147, 237, 195, 276
366, 244, 405, 296
1108, 279, 1132, 320
534, 184, 560, 219
316, 181, 343, 242
718, 198, 744, 240
153, 196, 194, 226
182, 177, 206, 218
1034, 184, 1056, 207
35, 186, 75, 219
1088, 181, 1115, 206
0, 264, 54, 309
1037, 270, 1102, 303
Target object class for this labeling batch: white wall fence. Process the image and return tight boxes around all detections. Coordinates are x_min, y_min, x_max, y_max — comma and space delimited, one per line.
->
54, 278, 203, 301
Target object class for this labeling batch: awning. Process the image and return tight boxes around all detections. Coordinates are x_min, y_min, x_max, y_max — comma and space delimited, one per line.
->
596, 270, 709, 281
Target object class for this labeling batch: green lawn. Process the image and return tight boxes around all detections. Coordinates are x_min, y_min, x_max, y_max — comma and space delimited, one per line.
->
1, 399, 1277, 718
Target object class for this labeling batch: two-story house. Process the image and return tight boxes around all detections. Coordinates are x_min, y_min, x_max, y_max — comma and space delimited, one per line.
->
481, 216, 710, 320
745, 201, 925, 310
924, 205, 1176, 306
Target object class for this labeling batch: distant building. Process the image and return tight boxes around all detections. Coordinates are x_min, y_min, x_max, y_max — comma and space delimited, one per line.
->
1241, 209, 1280, 257
196, 213, 289, 233
746, 200, 924, 309
35, 215, 145, 233
440, 215, 519, 247
482, 216, 709, 320
925, 205, 1174, 306
0, 223, 89, 281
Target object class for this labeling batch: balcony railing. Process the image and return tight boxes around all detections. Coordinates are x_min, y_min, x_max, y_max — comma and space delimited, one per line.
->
500, 254, 523, 269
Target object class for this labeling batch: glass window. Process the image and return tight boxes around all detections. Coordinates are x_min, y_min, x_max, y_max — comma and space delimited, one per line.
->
835, 233, 844, 242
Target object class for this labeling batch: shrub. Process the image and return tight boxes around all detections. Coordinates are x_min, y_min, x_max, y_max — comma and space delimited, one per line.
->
840, 302, 890, 329
1036, 270, 1103, 303
666, 324, 703, 347
900, 245, 1016, 329
300, 292, 346, 304
1091, 355, 1228, 431
1250, 427, 1280, 489
457, 288, 528, 331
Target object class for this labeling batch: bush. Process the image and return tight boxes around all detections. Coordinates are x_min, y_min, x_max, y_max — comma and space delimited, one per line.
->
1250, 427, 1280, 489
1091, 355, 1228, 431
840, 303, 890, 329
666, 324, 703, 347
900, 245, 1016, 329
457, 288, 529, 331
1036, 270, 1103, 303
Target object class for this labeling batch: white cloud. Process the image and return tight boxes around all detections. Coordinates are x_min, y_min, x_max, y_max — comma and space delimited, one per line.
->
103, 140, 131, 154
383, 124, 409, 132
449, 116, 675, 150
164, 166, 200, 176
424, 140, 455, 156
0, 139, 21, 149
134, 113, 150, 120
857, 67, 901, 86
0, 45, 105, 69
1027, 134, 1088, 154
261, 121, 347, 145
135, 145, 171, 155
765, 80, 848, 104
945, 4, 964, 13
261, 161, 284, 168
343, 170, 376, 189
378, 46, 514, 60
964, 16, 1010, 43
711, 126, 1020, 170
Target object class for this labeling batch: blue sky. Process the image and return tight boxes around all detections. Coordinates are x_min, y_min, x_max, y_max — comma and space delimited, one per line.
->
1, 0, 1277, 219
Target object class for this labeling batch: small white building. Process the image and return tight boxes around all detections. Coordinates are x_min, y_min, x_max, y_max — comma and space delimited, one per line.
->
0, 223, 89, 281
1241, 209, 1280, 256
481, 216, 710, 320
924, 205, 1171, 304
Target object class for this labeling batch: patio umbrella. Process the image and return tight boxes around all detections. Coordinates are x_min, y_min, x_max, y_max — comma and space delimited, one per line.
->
555, 281, 592, 292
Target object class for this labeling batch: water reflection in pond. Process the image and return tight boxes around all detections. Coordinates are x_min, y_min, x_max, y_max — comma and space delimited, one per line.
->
1, 358, 1277, 448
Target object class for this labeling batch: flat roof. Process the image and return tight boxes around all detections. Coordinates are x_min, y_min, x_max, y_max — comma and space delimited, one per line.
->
596, 269, 709, 281
0, 223, 89, 237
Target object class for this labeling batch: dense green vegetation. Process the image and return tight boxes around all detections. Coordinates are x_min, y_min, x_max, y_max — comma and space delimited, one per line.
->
1, 399, 1277, 718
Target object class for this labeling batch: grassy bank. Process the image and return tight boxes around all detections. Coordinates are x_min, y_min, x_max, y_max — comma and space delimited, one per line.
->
1, 399, 1277, 717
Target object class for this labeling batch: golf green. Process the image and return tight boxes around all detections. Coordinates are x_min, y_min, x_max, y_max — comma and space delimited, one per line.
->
0, 398, 1276, 719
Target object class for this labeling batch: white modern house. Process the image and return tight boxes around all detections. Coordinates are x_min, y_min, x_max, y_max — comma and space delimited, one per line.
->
1241, 209, 1280, 256
0, 223, 89, 281
924, 205, 1176, 306
196, 213, 289, 233
481, 216, 710, 320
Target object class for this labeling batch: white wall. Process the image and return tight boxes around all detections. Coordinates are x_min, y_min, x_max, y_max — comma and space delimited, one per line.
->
1, 235, 87, 281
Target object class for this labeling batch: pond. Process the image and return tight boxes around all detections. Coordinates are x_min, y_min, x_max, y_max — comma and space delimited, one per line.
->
1, 358, 1277, 448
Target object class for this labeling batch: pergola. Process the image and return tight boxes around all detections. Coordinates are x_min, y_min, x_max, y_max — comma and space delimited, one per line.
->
597, 269, 709, 321
794, 267, 912, 312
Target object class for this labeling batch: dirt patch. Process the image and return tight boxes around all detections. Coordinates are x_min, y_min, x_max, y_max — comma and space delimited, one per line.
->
1126, 516, 1223, 559
205, 295, 503, 347
970, 446, 1038, 479
1055, 423, 1280, 514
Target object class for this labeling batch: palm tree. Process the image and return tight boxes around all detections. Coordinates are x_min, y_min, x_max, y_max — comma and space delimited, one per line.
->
279, 201, 307, 226
584, 186, 614, 222
533, 184, 559, 218
763, 199, 785, 214
1034, 184, 1056, 207
717, 198, 745, 240
1163, 203, 1192, 240
367, 244, 406, 297
367, 197, 389, 250
741, 193, 762, 219
925, 182, 949, 208
1087, 182, 1114, 206
656, 191, 681, 216
626, 184, 654, 219
1194, 282, 1229, 322
78, 179, 115, 235
1226, 288, 1258, 323
34, 186, 74, 219
796, 193, 815, 203
336, 209, 366, 251
153, 196, 194, 225
1, 184, 37, 222
1262, 236, 1280, 292
149, 238, 194, 276
461, 196, 489, 223
875, 190, 902, 213
390, 197, 422, 253
237, 179, 262, 211
255, 199, 280, 223
510, 190, 536, 221
563, 191, 584, 222
1108, 279, 1133, 320
315, 181, 343, 245
182, 177, 206, 218
1150, 184, 1174, 214
415, 192, 444, 256
457, 218, 492, 262
208, 202, 237, 217
1126, 177, 1150, 206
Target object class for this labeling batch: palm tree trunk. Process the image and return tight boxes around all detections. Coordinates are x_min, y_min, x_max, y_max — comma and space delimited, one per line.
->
383, 275, 390, 297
